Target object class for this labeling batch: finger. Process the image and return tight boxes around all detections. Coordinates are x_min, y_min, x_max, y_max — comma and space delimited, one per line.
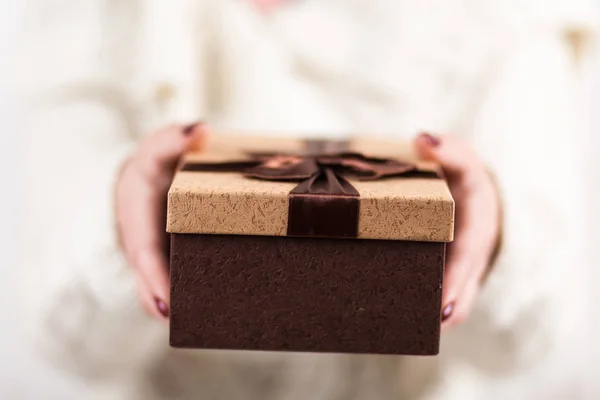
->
137, 122, 207, 178
122, 123, 208, 306
414, 133, 483, 180
134, 273, 160, 317
415, 133, 498, 326
187, 122, 209, 152
135, 274, 169, 320
442, 277, 480, 331
134, 243, 171, 306
118, 175, 171, 304
441, 191, 491, 307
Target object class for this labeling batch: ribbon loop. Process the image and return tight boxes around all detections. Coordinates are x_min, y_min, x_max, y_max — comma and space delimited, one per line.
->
245, 157, 318, 181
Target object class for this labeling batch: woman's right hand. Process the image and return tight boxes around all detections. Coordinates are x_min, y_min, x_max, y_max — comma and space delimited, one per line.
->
115, 123, 207, 320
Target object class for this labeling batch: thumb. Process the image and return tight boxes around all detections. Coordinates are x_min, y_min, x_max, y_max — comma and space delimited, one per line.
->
186, 122, 209, 152
138, 122, 208, 174
414, 132, 480, 178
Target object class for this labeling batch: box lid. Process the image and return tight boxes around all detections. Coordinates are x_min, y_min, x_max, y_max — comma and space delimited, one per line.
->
167, 134, 454, 242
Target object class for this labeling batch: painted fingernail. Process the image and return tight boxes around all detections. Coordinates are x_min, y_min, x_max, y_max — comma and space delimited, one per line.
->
182, 122, 202, 136
154, 297, 169, 318
441, 303, 454, 321
420, 132, 440, 147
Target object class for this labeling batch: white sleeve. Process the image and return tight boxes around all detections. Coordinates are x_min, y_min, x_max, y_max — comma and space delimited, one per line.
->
16, 1, 165, 380
467, 29, 594, 363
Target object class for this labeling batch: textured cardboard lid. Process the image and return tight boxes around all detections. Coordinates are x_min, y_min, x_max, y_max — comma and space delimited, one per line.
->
167, 134, 454, 242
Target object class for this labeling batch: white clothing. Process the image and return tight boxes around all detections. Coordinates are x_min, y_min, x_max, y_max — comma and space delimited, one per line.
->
16, 0, 598, 399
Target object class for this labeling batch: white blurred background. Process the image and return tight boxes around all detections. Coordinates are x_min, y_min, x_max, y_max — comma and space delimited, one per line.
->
0, 1, 598, 399
0, 2, 86, 398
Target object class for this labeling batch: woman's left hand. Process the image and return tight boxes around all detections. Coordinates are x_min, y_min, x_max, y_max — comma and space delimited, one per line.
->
415, 133, 501, 331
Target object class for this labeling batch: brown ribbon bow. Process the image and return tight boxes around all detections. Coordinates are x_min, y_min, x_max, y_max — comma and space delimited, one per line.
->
182, 152, 439, 238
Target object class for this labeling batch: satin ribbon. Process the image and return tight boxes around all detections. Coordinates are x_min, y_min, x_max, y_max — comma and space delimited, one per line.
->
181, 152, 439, 238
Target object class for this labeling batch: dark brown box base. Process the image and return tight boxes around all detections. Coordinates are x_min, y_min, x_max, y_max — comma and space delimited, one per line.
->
170, 234, 445, 355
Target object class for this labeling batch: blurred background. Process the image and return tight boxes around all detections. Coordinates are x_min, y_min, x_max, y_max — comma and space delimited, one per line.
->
1, 0, 599, 398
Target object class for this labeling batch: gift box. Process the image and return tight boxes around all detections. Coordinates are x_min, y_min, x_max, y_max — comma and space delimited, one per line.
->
167, 134, 454, 355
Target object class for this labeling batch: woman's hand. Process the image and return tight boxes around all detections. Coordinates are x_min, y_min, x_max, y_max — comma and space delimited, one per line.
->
115, 123, 206, 320
415, 133, 501, 331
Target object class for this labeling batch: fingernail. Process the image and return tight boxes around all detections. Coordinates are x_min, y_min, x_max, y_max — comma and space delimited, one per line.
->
420, 132, 440, 147
441, 303, 454, 321
154, 297, 169, 318
182, 121, 202, 136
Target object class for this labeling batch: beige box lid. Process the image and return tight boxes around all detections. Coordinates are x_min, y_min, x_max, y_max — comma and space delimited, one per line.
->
167, 134, 454, 242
